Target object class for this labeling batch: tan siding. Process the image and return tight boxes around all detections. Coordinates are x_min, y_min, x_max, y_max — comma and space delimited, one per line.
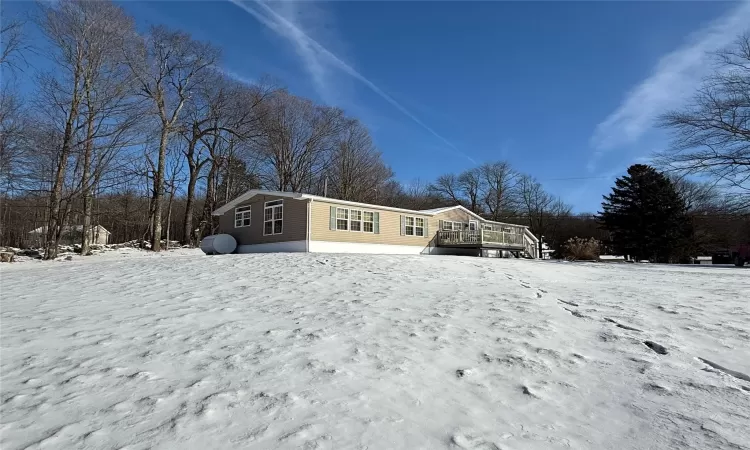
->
217, 194, 308, 246
433, 208, 477, 225
310, 200, 434, 247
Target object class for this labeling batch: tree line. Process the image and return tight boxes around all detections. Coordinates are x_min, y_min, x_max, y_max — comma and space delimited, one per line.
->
0, 0, 398, 257
1, 2, 748, 260
595, 32, 750, 262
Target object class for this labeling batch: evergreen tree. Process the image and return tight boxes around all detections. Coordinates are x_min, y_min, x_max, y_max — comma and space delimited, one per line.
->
599, 164, 692, 262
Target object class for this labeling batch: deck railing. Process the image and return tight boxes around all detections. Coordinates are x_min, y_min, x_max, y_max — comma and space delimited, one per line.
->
522, 228, 538, 258
436, 229, 525, 248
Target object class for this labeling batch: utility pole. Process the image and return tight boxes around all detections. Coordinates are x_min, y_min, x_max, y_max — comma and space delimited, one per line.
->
324, 175, 328, 197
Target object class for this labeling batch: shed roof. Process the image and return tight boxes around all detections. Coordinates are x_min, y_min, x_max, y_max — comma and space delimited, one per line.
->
28, 225, 110, 235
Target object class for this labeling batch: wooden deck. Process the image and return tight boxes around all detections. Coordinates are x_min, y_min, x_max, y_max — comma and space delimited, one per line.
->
436, 230, 537, 256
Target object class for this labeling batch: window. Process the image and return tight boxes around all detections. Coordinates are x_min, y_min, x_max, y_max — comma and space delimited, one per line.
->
264, 200, 283, 235
333, 207, 376, 233
442, 221, 464, 231
404, 216, 426, 236
405, 216, 415, 236
350, 209, 362, 232
415, 217, 425, 237
336, 208, 349, 230
234, 206, 252, 228
363, 212, 374, 233
483, 224, 493, 231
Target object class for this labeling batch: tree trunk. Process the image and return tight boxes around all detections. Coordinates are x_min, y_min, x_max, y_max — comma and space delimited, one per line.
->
80, 81, 95, 256
151, 127, 169, 251
45, 70, 81, 260
201, 160, 219, 238
182, 161, 199, 246
166, 184, 174, 250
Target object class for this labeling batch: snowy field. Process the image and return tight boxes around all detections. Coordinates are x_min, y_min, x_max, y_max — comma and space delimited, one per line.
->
1, 251, 748, 450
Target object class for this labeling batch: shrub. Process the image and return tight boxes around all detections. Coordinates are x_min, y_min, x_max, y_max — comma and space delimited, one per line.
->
563, 237, 601, 261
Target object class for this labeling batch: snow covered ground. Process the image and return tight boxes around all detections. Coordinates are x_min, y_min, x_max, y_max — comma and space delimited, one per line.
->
1, 252, 748, 449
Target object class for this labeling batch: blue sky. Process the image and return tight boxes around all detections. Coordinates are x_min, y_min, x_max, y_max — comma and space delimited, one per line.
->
5, 1, 750, 212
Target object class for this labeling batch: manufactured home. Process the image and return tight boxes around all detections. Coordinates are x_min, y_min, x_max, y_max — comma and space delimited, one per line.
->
212, 190, 539, 257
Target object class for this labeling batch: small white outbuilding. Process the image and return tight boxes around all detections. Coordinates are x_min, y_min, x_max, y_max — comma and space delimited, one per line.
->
27, 225, 111, 247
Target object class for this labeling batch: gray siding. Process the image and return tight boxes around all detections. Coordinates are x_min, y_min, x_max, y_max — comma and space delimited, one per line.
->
217, 194, 308, 246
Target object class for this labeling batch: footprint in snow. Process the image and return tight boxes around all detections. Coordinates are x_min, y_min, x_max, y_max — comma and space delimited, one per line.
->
520, 385, 539, 398
697, 357, 750, 382
643, 341, 668, 355
657, 305, 679, 314
643, 383, 672, 394
451, 429, 502, 450
604, 318, 643, 332
563, 307, 585, 318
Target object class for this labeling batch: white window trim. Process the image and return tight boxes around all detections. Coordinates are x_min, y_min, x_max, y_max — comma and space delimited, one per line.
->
337, 207, 375, 233
263, 200, 283, 236
336, 207, 349, 231
362, 211, 375, 233
234, 206, 252, 228
442, 221, 465, 231
404, 215, 425, 237
350, 209, 363, 232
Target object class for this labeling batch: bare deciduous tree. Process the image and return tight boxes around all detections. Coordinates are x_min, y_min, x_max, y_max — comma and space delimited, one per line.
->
429, 166, 487, 213
37, 0, 135, 258
480, 161, 517, 221
0, 90, 28, 192
327, 118, 393, 203
514, 174, 571, 245
457, 167, 483, 213
124, 25, 219, 251
255, 91, 344, 192
429, 173, 462, 205
658, 33, 750, 195
76, 4, 138, 255
1, 19, 28, 70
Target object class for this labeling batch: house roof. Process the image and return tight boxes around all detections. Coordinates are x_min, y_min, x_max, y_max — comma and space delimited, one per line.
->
212, 190, 440, 217
28, 225, 110, 235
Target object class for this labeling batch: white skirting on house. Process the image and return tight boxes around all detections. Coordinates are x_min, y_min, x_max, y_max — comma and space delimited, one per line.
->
236, 240, 307, 253
235, 240, 484, 256
308, 240, 428, 255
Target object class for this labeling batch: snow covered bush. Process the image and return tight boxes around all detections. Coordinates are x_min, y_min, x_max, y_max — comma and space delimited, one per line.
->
563, 237, 601, 261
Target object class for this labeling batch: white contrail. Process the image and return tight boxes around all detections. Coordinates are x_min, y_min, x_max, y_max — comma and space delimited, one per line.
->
588, 0, 750, 171
228, 0, 476, 164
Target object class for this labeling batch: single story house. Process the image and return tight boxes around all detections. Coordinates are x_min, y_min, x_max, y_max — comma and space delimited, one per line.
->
27, 225, 111, 247
212, 190, 539, 257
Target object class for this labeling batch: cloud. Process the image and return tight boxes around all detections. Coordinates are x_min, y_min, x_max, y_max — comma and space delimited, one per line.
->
589, 1, 750, 169
227, 0, 475, 163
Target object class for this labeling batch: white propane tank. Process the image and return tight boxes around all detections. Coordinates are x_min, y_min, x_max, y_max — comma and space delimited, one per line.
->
200, 234, 237, 255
